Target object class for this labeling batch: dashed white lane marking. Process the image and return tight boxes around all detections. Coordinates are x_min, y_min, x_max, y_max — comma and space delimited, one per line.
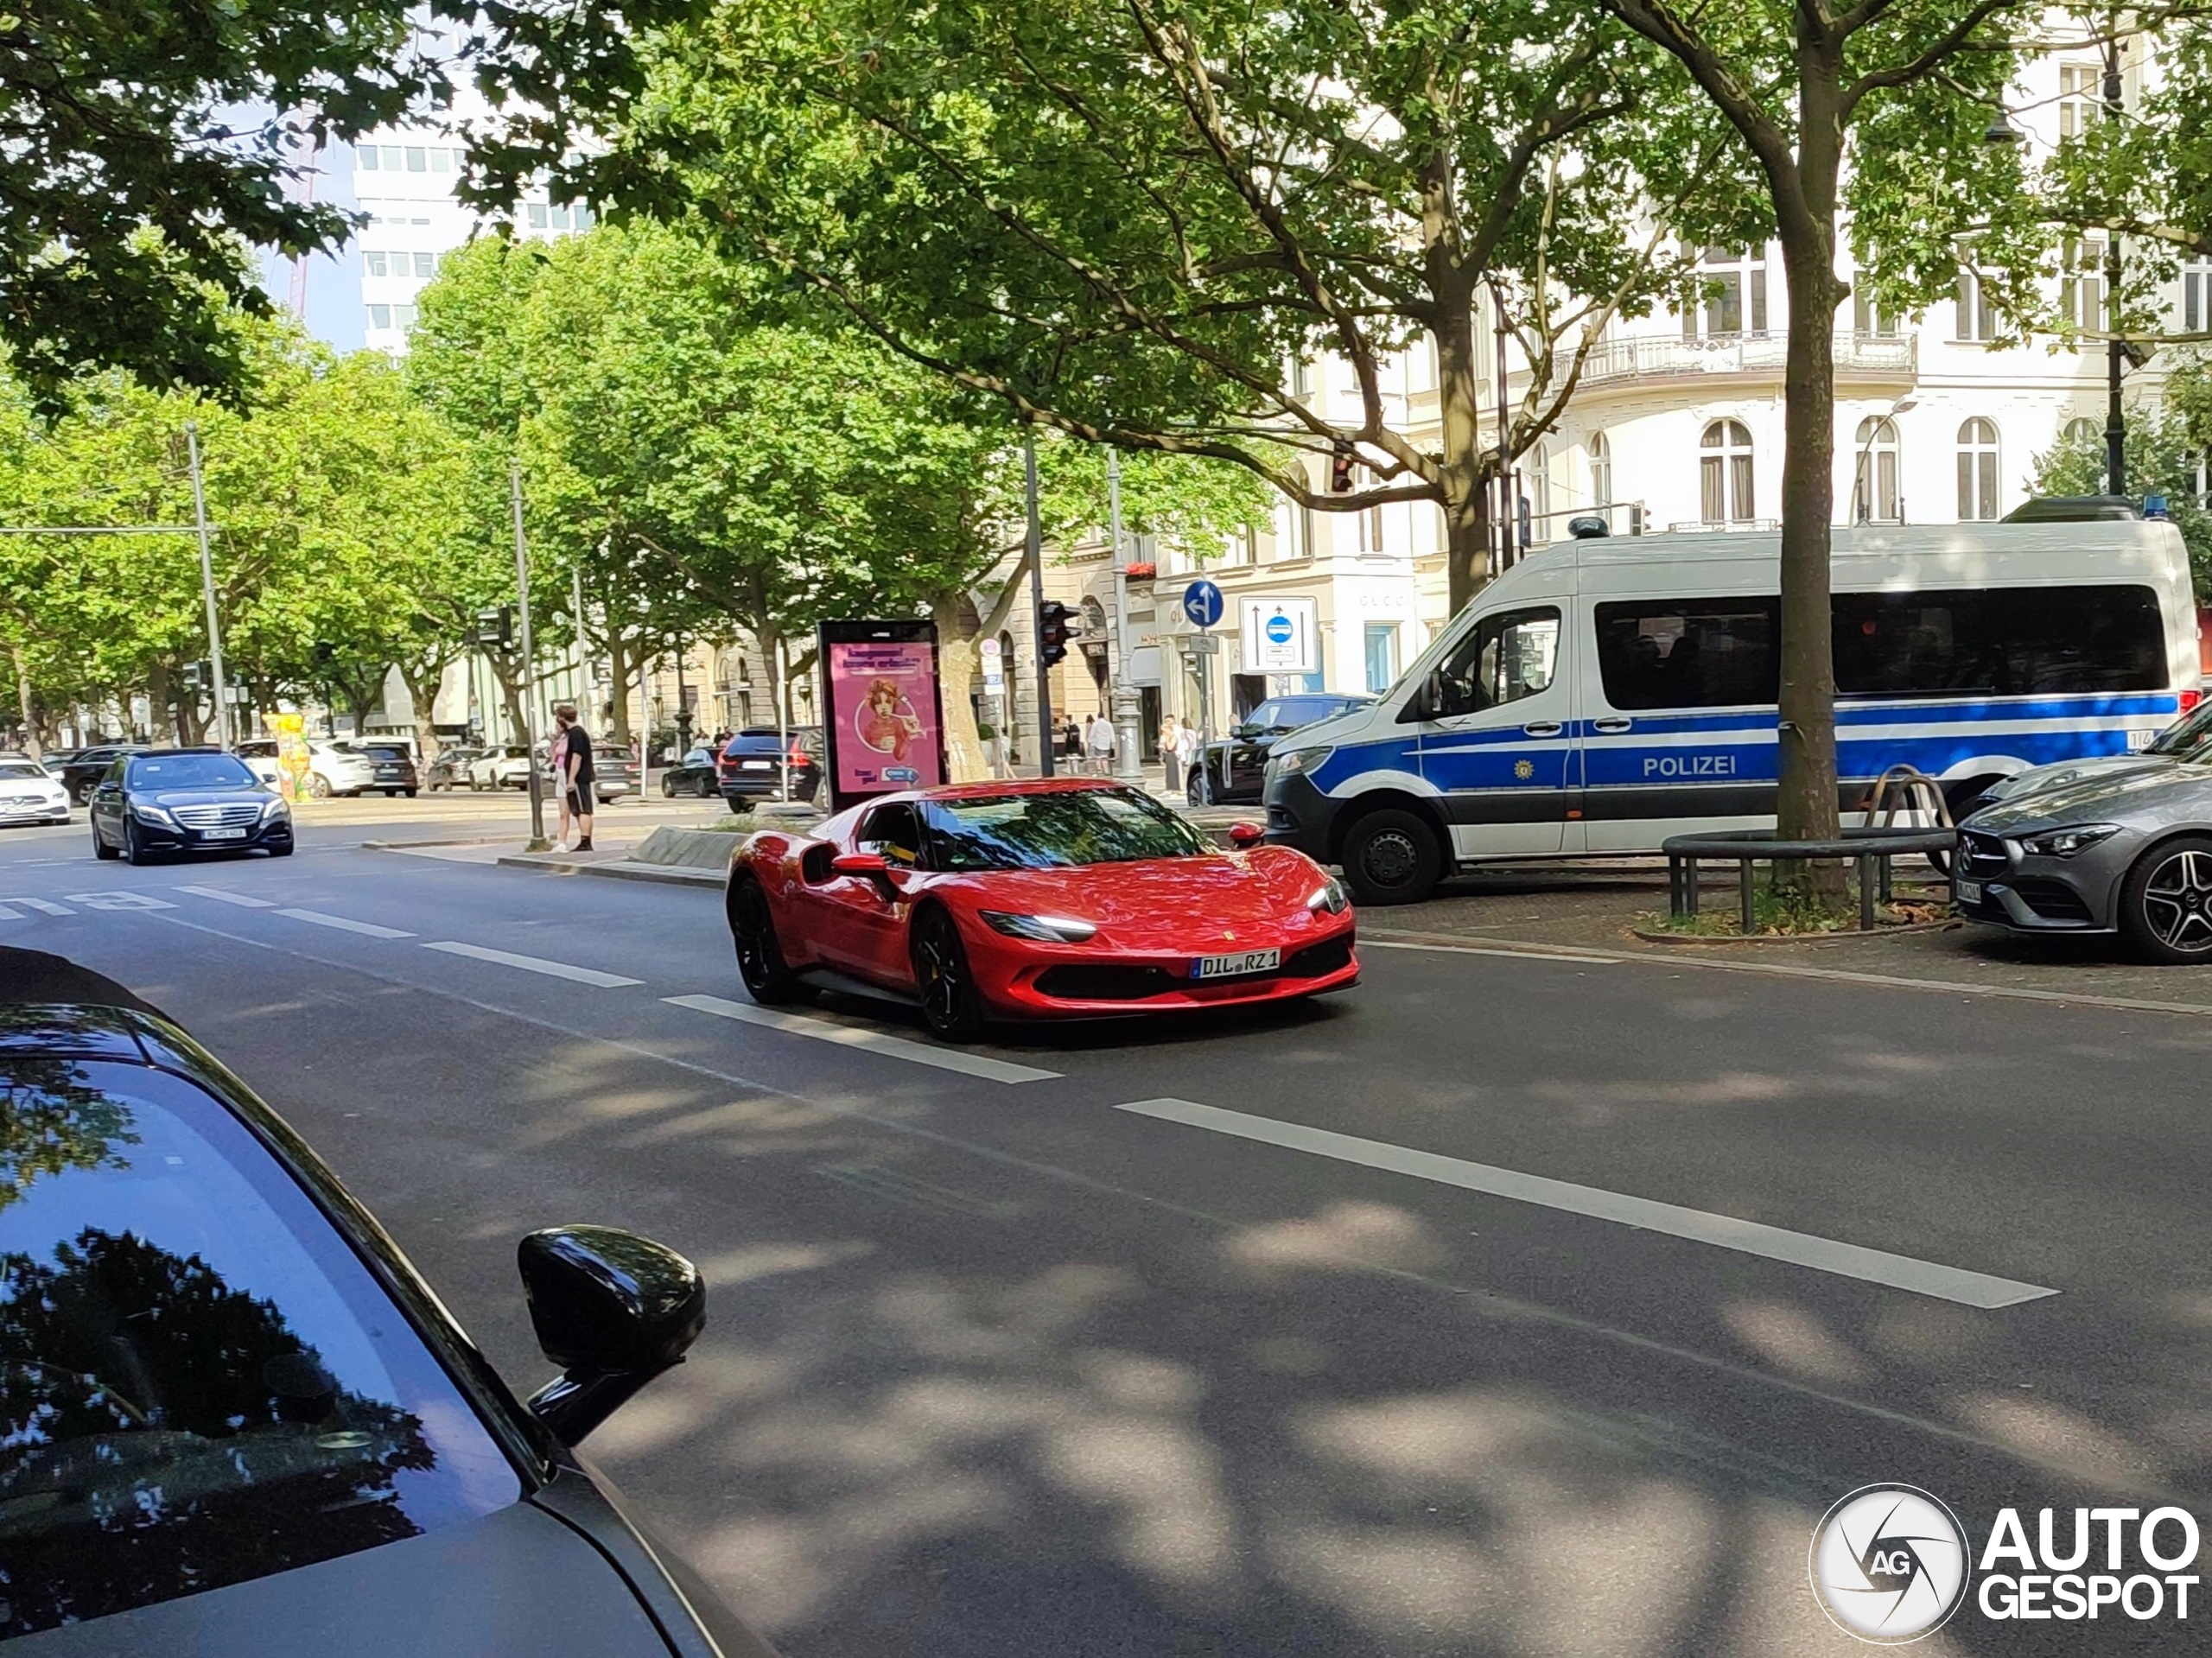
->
175, 885, 277, 909
1114, 1097, 2057, 1310
422, 940, 643, 988
274, 907, 414, 939
665, 993, 1059, 1085
1366, 939, 1623, 965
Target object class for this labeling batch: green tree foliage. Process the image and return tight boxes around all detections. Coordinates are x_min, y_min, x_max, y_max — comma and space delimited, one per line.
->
0, 0, 705, 412
410, 222, 1270, 775
2031, 389, 2212, 594
0, 322, 480, 749
464, 0, 1759, 614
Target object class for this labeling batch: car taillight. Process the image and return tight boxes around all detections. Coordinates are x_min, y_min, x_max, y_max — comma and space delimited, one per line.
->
788, 747, 807, 766
2182, 689, 2202, 715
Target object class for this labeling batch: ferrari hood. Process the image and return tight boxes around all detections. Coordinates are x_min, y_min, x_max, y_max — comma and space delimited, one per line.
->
952, 849, 1321, 931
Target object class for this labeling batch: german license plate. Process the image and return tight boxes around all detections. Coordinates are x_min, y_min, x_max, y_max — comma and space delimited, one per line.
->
201, 826, 248, 840
741, 759, 772, 771
1955, 879, 1981, 905
1192, 948, 1279, 980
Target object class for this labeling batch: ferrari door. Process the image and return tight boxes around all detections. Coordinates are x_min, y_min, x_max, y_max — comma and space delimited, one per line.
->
810, 802, 923, 984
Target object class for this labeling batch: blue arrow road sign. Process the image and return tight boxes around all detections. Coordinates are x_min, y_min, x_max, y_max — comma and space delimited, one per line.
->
1182, 579, 1224, 629
1264, 613, 1294, 645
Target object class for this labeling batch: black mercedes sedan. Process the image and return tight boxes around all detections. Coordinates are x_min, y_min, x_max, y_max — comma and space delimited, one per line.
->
0, 948, 779, 1656
54, 742, 149, 805
87, 748, 294, 864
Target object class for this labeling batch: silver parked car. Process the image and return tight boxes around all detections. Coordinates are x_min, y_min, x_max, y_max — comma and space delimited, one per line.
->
1958, 760, 2212, 962
1972, 695, 2212, 810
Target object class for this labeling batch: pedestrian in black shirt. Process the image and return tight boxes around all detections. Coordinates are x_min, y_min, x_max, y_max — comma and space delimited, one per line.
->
551, 704, 595, 853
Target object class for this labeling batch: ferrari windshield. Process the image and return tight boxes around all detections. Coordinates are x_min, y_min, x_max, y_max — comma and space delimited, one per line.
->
922, 789, 1210, 870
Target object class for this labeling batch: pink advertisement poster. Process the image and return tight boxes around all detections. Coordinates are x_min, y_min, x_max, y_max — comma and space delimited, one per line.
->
827, 638, 944, 795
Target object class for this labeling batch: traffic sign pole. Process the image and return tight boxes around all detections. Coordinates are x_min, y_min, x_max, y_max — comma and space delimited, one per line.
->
1181, 580, 1224, 798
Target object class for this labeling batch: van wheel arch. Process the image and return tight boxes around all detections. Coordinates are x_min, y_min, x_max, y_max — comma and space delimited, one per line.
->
1327, 791, 1449, 866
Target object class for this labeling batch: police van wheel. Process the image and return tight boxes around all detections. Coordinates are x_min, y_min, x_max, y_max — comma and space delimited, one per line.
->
1340, 810, 1442, 906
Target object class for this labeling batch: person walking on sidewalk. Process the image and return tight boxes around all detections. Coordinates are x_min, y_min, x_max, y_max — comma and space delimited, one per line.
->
1062, 718, 1083, 769
1173, 718, 1198, 795
550, 704, 595, 854
1087, 710, 1116, 776
1159, 715, 1182, 792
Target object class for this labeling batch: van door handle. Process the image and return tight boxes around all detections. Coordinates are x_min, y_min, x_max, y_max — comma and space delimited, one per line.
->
1522, 721, 1563, 738
1592, 716, 1633, 734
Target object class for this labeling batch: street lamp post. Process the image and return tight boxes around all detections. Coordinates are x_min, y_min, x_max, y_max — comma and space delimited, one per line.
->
2101, 36, 2126, 500
509, 459, 546, 848
1853, 396, 1916, 524
183, 422, 231, 751
1105, 450, 1142, 784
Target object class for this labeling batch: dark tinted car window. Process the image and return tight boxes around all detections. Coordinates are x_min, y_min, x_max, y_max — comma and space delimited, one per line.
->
1594, 600, 1781, 711
922, 789, 1209, 870
127, 754, 258, 790
1830, 585, 2165, 699
0, 1058, 518, 1636
359, 744, 411, 764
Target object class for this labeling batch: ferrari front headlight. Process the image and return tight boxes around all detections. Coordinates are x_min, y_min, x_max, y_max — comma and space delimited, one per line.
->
1306, 876, 1350, 914
979, 911, 1097, 943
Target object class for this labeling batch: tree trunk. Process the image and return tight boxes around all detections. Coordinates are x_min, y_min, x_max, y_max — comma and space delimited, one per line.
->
1432, 261, 1491, 617
147, 663, 176, 742
607, 632, 632, 742
1773, 62, 1847, 901
397, 659, 447, 760
9, 643, 38, 761
928, 594, 986, 782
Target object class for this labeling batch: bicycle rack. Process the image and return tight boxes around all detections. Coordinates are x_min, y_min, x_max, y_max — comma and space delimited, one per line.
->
1859, 764, 1956, 886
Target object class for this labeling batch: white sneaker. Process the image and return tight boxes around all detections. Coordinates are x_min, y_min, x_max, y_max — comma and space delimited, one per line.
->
549, 840, 570, 854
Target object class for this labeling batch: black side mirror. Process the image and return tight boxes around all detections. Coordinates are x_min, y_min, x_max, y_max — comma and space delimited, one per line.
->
518, 1224, 706, 1444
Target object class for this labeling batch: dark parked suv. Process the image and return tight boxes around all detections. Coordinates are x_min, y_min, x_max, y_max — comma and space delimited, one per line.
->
1186, 693, 1376, 804
339, 740, 420, 797
716, 727, 823, 810
56, 742, 149, 804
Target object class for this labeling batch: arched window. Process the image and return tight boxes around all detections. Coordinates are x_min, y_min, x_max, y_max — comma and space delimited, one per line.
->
1853, 416, 1900, 523
1700, 420, 1755, 524
2064, 416, 2101, 447
1957, 418, 2001, 521
1588, 432, 1613, 508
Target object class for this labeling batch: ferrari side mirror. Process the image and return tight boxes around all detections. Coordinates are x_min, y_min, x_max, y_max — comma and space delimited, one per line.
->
831, 850, 899, 900
518, 1225, 706, 1444
1227, 823, 1265, 849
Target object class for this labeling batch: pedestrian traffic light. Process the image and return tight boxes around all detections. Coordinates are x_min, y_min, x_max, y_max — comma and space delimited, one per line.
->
180, 660, 207, 691
474, 606, 513, 648
1039, 600, 1073, 669
1329, 441, 1357, 493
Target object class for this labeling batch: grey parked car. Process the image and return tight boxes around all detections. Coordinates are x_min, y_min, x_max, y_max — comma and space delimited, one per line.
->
1971, 695, 2212, 810
1958, 760, 2212, 962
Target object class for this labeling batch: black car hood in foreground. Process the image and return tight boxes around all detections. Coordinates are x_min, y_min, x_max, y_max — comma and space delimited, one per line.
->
16, 1502, 674, 1658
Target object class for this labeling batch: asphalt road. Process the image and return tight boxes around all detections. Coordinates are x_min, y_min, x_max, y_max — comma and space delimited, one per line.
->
4, 806, 2210, 1656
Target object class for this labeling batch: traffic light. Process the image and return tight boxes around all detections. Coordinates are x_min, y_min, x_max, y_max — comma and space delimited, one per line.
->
1329, 441, 1357, 493
474, 606, 514, 648
180, 660, 207, 691
1039, 600, 1073, 668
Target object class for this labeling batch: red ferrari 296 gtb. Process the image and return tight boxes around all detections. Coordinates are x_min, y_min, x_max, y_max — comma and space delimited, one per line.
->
722, 779, 1358, 1040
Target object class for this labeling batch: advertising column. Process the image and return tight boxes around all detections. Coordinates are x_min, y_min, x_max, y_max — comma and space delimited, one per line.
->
817, 619, 949, 812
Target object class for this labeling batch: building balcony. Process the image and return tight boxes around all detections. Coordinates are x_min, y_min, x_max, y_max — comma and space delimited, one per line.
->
1572, 330, 1917, 391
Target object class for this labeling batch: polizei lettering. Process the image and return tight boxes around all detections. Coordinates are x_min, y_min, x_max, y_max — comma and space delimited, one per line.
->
1642, 753, 1738, 778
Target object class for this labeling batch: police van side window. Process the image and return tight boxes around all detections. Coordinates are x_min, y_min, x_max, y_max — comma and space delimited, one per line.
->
1830, 585, 2164, 698
1432, 607, 1560, 717
1593, 600, 1779, 710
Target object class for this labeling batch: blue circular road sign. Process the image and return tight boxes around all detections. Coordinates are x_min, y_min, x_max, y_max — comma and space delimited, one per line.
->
1264, 613, 1294, 645
1182, 580, 1224, 629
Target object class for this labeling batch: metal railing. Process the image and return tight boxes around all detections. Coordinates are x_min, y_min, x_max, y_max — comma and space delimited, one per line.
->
1575, 330, 1916, 387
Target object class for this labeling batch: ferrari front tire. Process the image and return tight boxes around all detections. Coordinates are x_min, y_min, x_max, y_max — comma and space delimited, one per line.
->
912, 907, 986, 1044
729, 877, 813, 1004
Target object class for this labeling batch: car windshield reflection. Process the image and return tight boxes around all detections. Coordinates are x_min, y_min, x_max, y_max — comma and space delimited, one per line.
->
0, 1056, 516, 1636
921, 789, 1211, 870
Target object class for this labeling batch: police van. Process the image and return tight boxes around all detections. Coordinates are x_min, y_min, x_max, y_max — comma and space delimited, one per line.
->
1260, 518, 2199, 905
